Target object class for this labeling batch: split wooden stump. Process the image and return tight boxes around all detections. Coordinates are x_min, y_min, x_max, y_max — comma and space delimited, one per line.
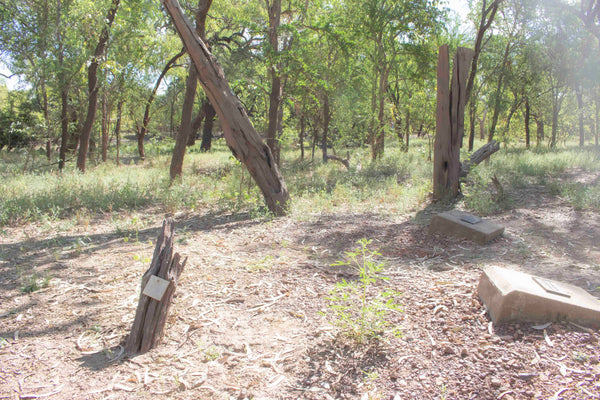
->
126, 218, 187, 355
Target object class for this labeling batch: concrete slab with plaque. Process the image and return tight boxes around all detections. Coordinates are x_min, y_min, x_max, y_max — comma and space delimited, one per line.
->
478, 265, 600, 328
429, 210, 504, 244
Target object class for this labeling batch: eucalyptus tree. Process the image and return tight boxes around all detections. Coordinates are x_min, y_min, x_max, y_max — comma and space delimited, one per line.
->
344, 0, 443, 160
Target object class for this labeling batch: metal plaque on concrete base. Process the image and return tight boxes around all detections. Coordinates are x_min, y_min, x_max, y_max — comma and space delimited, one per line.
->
429, 210, 504, 244
478, 266, 600, 328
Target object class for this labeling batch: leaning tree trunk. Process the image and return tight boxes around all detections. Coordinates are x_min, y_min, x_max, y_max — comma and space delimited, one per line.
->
76, 0, 120, 173
162, 0, 289, 215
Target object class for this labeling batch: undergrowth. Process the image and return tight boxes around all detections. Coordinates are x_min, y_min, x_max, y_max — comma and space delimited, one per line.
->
0, 139, 599, 226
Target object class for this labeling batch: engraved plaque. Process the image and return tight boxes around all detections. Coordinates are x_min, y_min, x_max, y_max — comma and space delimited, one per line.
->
460, 215, 482, 224
143, 275, 171, 301
533, 277, 571, 298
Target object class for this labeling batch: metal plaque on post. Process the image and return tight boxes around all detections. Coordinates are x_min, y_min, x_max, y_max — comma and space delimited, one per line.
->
143, 275, 171, 301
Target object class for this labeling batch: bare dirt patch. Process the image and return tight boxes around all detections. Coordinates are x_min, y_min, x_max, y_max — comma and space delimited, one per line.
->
1, 184, 599, 399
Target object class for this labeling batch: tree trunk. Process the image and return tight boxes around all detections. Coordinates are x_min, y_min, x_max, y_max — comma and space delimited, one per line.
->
404, 108, 410, 151
433, 45, 452, 200
59, 86, 69, 171
551, 101, 558, 148
595, 99, 600, 147
126, 219, 187, 355
114, 99, 123, 166
170, 62, 199, 180
465, 0, 502, 103
321, 93, 330, 162
536, 114, 544, 146
524, 100, 530, 148
488, 42, 510, 143
468, 100, 476, 151
433, 45, 474, 200
266, 0, 282, 166
77, 0, 120, 173
190, 105, 205, 146
170, 0, 213, 179
138, 48, 186, 159
101, 90, 109, 162
200, 101, 216, 151
299, 114, 305, 160
577, 88, 584, 147
162, 0, 289, 215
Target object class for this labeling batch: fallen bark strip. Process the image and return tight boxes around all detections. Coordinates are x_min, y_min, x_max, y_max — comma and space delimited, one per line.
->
459, 140, 500, 178
324, 152, 350, 170
126, 218, 187, 355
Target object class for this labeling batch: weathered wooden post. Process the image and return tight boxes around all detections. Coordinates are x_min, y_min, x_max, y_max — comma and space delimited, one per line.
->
433, 45, 474, 200
126, 218, 186, 355
161, 0, 289, 216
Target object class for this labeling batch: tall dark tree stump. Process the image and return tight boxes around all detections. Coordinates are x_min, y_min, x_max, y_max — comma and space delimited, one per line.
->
433, 45, 474, 200
126, 219, 187, 355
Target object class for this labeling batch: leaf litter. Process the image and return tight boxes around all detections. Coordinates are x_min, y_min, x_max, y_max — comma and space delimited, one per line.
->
0, 184, 599, 399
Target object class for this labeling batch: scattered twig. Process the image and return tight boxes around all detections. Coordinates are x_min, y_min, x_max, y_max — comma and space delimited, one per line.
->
19, 385, 64, 399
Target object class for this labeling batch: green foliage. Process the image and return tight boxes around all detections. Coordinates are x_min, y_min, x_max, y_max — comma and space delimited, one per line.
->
325, 239, 402, 343
20, 272, 51, 293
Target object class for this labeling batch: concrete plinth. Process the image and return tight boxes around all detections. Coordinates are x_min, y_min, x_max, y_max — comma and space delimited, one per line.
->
478, 266, 600, 328
429, 210, 504, 244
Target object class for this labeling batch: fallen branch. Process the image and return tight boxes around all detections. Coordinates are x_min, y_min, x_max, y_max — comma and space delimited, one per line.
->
459, 140, 500, 178
324, 152, 350, 170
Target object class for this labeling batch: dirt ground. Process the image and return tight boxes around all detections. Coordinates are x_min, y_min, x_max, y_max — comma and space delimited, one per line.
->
1, 178, 599, 400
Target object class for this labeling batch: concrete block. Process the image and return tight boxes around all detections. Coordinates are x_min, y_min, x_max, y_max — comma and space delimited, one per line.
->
478, 266, 600, 328
429, 210, 504, 244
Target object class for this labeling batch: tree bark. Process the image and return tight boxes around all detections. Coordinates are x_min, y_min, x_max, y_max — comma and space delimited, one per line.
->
138, 48, 186, 159
162, 0, 289, 215
77, 0, 120, 173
